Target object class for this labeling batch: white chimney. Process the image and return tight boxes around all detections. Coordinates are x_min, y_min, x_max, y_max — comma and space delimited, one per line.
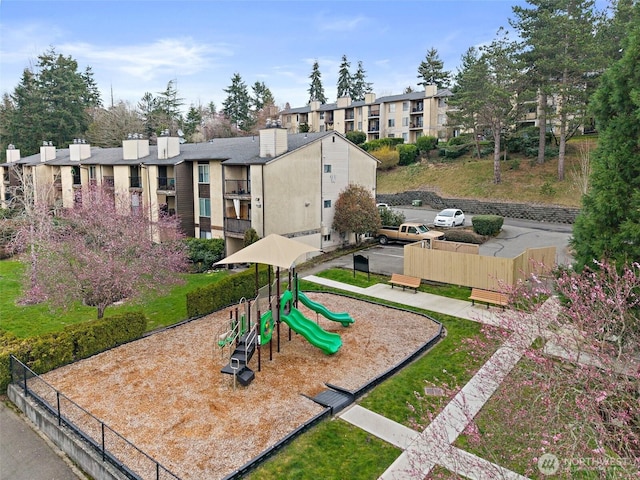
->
69, 138, 91, 161
40, 141, 56, 162
157, 130, 180, 159
123, 133, 150, 160
5, 144, 20, 163
259, 121, 288, 158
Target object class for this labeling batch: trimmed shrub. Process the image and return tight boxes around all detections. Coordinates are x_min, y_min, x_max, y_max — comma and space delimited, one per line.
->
362, 137, 404, 152
0, 311, 147, 391
471, 215, 504, 236
345, 131, 366, 145
416, 135, 438, 154
397, 144, 419, 166
442, 228, 488, 245
186, 237, 225, 272
379, 207, 406, 227
186, 264, 271, 318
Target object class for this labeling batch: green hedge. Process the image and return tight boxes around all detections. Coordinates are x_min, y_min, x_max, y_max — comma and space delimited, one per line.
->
186, 265, 271, 318
397, 144, 419, 166
471, 215, 504, 236
0, 311, 147, 391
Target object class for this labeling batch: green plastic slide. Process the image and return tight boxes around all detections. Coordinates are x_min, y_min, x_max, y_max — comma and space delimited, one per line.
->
297, 291, 355, 327
279, 290, 342, 355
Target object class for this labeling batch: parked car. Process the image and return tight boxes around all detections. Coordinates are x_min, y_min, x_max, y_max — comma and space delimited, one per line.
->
376, 203, 389, 210
376, 222, 444, 245
434, 208, 465, 227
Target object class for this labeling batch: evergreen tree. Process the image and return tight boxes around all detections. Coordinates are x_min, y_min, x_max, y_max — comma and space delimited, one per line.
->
137, 91, 160, 139
571, 4, 640, 270
351, 61, 373, 101
417, 47, 451, 89
308, 61, 327, 104
183, 105, 203, 139
511, 0, 602, 178
156, 80, 184, 134
251, 81, 275, 111
3, 48, 102, 156
222, 73, 254, 133
337, 54, 352, 98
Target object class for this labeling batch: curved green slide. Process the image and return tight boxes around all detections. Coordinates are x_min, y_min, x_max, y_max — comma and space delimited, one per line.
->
297, 291, 354, 327
280, 290, 342, 355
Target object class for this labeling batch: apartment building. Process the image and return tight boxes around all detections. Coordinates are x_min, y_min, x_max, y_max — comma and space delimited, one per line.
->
1, 126, 379, 256
280, 85, 454, 143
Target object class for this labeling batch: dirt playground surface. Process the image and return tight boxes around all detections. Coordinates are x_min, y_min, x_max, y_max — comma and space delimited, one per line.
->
38, 292, 441, 479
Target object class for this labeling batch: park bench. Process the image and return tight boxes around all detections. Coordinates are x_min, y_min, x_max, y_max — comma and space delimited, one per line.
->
469, 288, 508, 309
389, 273, 421, 293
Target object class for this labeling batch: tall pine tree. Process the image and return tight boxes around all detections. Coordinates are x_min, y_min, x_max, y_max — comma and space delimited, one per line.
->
417, 47, 451, 89
571, 4, 640, 270
337, 54, 352, 99
222, 73, 253, 133
351, 61, 373, 101
308, 61, 327, 104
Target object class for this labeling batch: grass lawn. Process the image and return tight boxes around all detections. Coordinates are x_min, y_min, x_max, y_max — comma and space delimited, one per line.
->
0, 260, 227, 337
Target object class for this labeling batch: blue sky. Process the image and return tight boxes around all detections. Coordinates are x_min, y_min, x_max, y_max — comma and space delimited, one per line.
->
1, 0, 534, 113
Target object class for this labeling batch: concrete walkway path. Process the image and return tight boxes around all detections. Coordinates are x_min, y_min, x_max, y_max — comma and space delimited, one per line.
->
303, 274, 557, 480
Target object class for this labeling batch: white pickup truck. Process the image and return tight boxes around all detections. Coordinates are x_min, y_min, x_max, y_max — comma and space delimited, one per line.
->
376, 222, 444, 245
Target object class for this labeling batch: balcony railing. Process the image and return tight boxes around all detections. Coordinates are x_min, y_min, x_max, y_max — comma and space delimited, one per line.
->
130, 176, 142, 189
345, 112, 355, 120
158, 177, 175, 190
412, 106, 424, 113
369, 109, 380, 117
225, 179, 250, 195
224, 217, 251, 234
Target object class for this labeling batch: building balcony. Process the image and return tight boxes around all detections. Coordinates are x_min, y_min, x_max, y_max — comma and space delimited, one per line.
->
224, 217, 251, 235
368, 109, 380, 117
411, 107, 424, 115
224, 179, 251, 196
368, 124, 380, 133
410, 123, 424, 130
157, 176, 175, 191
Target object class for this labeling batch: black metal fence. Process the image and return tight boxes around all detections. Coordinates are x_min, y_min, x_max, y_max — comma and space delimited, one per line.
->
9, 355, 181, 480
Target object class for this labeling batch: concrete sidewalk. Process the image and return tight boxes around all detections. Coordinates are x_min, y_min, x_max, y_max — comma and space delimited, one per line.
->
303, 273, 554, 480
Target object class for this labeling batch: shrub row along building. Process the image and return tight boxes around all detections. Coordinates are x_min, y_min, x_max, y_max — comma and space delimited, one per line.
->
1, 124, 379, 256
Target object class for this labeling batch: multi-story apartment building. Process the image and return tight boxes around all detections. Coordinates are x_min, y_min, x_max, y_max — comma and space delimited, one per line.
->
1, 126, 379, 256
280, 85, 454, 143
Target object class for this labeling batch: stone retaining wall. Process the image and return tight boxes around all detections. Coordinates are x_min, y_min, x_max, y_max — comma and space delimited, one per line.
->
376, 191, 580, 224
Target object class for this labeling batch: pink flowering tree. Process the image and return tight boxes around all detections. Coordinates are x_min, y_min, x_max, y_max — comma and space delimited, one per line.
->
13, 185, 189, 318
409, 261, 639, 479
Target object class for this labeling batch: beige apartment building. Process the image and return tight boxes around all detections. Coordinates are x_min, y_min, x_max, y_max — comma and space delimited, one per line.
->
280, 85, 454, 142
1, 127, 379, 256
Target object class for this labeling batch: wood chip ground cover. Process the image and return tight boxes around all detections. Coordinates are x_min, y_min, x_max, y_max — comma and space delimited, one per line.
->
39, 293, 440, 479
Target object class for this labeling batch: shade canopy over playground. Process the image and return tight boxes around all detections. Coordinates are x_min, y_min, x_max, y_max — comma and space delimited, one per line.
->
215, 234, 319, 269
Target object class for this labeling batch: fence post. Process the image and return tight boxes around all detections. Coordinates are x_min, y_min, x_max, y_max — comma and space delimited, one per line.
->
101, 423, 106, 461
22, 361, 28, 397
156, 462, 160, 480
56, 392, 61, 426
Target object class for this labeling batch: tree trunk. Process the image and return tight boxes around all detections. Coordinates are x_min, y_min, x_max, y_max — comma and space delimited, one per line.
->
558, 69, 568, 181
493, 129, 501, 184
97, 304, 106, 319
537, 91, 547, 165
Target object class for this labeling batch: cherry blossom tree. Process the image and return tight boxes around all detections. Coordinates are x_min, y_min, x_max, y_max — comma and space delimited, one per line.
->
13, 185, 189, 318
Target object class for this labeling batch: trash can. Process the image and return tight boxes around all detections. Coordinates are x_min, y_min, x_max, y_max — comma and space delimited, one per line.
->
412, 199, 422, 207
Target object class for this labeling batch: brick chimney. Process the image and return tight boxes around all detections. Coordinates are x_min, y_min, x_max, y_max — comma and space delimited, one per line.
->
69, 138, 91, 161
259, 119, 288, 158
123, 133, 150, 160
40, 141, 56, 162
5, 144, 20, 163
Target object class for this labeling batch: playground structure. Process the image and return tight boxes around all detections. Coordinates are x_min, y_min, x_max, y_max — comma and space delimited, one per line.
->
218, 275, 355, 387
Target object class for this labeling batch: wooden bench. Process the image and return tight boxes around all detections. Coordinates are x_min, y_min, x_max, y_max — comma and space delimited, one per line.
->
389, 273, 421, 293
469, 288, 508, 309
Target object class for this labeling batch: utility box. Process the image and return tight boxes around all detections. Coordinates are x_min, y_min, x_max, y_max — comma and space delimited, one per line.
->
412, 199, 422, 207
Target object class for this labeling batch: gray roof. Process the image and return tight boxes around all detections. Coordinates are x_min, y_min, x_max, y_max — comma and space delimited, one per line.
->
1, 131, 335, 168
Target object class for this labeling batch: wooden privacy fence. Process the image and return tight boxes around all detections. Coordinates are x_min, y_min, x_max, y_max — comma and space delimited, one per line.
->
404, 241, 556, 291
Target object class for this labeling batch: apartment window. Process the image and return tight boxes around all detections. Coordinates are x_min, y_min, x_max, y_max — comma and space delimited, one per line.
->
357, 121, 362, 130
388, 104, 396, 113
199, 231, 212, 239
88, 165, 96, 180
324, 200, 331, 208
323, 234, 331, 242
320, 112, 325, 119
199, 197, 211, 217
324, 164, 332, 173
388, 119, 395, 128
402, 117, 409, 127
402, 133, 409, 142
198, 164, 209, 183
403, 101, 409, 111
